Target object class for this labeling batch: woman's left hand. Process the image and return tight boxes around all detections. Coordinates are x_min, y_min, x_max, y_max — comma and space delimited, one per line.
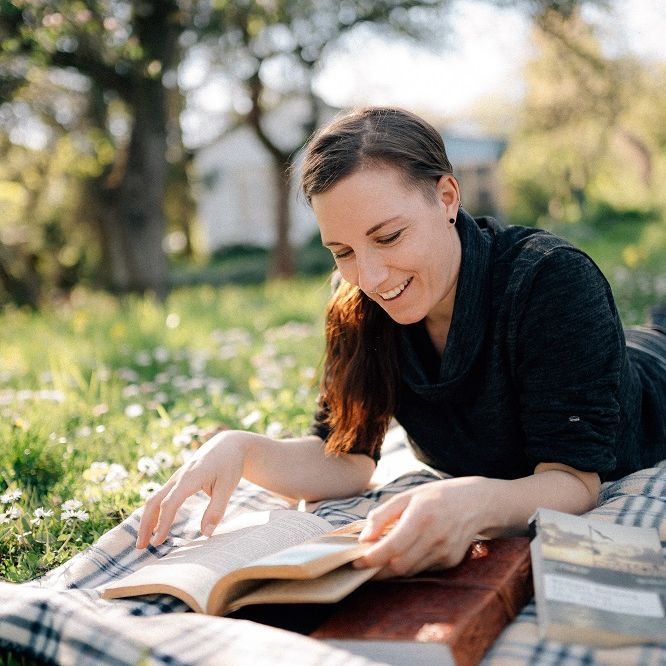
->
353, 477, 492, 578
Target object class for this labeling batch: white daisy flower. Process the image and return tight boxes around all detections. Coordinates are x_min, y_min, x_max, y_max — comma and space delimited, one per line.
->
139, 482, 162, 500
137, 456, 159, 477
30, 507, 54, 525
61, 499, 83, 511
154, 451, 174, 469
124, 403, 144, 418
241, 409, 262, 429
0, 489, 22, 504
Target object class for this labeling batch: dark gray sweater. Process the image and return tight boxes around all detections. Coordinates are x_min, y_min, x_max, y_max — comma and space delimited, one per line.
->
313, 210, 666, 481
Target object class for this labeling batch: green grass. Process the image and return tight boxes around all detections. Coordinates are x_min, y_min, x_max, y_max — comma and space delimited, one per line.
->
0, 277, 332, 585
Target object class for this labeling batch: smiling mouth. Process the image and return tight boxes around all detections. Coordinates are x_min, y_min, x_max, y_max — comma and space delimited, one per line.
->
378, 277, 413, 301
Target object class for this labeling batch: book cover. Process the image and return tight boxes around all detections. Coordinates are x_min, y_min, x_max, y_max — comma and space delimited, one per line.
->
530, 508, 666, 647
310, 536, 533, 666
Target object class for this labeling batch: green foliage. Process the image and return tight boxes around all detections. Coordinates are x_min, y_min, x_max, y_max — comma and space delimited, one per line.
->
500, 7, 666, 321
0, 278, 330, 587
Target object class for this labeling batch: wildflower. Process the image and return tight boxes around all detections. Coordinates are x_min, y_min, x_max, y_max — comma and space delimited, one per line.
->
102, 463, 129, 492
172, 431, 193, 448
30, 507, 54, 525
265, 421, 283, 438
118, 368, 139, 382
0, 489, 22, 504
0, 508, 19, 524
92, 403, 109, 417
61, 499, 83, 511
61, 509, 89, 522
108, 463, 128, 480
36, 390, 66, 403
83, 461, 110, 483
122, 385, 140, 398
153, 346, 170, 363
137, 456, 159, 477
83, 485, 102, 503
165, 312, 180, 329
135, 351, 152, 366
154, 451, 174, 469
0, 505, 22, 523
139, 482, 162, 500
178, 449, 195, 464
124, 403, 144, 418
241, 409, 262, 429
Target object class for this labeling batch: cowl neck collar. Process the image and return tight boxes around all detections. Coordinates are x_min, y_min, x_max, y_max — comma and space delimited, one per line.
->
398, 209, 495, 399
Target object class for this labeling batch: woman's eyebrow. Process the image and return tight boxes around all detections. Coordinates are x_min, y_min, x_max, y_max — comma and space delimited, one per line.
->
323, 216, 402, 247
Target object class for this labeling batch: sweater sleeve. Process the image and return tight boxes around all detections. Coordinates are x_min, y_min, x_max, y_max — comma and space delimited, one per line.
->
513, 248, 623, 476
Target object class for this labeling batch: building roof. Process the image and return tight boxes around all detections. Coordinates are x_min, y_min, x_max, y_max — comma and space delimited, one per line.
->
443, 134, 507, 169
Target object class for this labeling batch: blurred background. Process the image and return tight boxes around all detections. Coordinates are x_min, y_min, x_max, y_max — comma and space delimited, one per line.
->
1, 0, 665, 320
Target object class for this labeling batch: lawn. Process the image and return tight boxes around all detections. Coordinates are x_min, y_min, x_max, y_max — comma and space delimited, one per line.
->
0, 278, 331, 586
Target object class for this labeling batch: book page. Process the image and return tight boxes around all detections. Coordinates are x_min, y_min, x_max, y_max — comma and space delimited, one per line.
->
227, 563, 380, 612
103, 510, 332, 613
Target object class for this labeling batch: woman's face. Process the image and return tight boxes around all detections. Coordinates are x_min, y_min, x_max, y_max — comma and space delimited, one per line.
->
313, 166, 461, 326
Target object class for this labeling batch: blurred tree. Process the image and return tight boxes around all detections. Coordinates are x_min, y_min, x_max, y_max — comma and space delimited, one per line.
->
0, 0, 196, 298
0, 0, 617, 304
501, 5, 666, 229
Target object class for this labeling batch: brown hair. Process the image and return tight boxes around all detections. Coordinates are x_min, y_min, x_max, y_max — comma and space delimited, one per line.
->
301, 107, 454, 457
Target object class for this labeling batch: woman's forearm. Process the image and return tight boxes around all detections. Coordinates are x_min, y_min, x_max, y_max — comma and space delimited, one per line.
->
480, 466, 600, 538
236, 432, 376, 501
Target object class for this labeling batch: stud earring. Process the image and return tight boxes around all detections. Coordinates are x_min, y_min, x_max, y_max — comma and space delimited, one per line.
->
449, 217, 456, 225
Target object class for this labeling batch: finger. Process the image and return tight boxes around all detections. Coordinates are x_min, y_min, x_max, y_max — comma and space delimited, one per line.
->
355, 511, 422, 569
149, 476, 203, 546
199, 481, 235, 537
358, 494, 411, 542
136, 482, 172, 548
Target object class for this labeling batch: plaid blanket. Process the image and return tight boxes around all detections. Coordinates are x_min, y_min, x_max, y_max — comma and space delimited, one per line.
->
1, 429, 665, 665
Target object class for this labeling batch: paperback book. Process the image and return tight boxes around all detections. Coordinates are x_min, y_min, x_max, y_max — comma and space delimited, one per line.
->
530, 508, 666, 647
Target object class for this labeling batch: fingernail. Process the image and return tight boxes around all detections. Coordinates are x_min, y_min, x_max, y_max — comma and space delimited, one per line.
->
202, 523, 214, 537
359, 526, 371, 541
149, 534, 160, 547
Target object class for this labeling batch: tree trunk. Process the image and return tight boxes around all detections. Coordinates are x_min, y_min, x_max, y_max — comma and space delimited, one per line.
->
270, 156, 295, 278
109, 76, 169, 296
246, 75, 295, 278
95, 0, 179, 296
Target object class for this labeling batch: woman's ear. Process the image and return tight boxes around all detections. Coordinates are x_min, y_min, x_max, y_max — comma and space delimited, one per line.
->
435, 174, 460, 209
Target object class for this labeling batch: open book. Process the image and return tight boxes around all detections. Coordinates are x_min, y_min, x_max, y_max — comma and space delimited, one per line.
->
102, 510, 380, 616
530, 508, 666, 647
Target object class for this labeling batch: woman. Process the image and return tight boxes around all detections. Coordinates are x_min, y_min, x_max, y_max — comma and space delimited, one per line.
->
137, 107, 666, 576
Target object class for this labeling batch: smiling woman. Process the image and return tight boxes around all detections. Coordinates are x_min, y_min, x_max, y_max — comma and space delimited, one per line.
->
136, 107, 666, 580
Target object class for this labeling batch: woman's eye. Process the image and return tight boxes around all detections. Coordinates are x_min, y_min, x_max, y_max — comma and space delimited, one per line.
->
377, 231, 402, 245
333, 248, 353, 260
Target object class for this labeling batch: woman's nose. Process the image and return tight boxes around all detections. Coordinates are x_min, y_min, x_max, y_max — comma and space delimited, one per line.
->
355, 251, 389, 294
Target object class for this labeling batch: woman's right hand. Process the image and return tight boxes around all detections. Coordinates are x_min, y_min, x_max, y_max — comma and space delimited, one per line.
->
135, 430, 252, 549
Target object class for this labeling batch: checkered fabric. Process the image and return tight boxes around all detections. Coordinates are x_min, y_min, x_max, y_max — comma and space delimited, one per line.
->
0, 429, 664, 665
